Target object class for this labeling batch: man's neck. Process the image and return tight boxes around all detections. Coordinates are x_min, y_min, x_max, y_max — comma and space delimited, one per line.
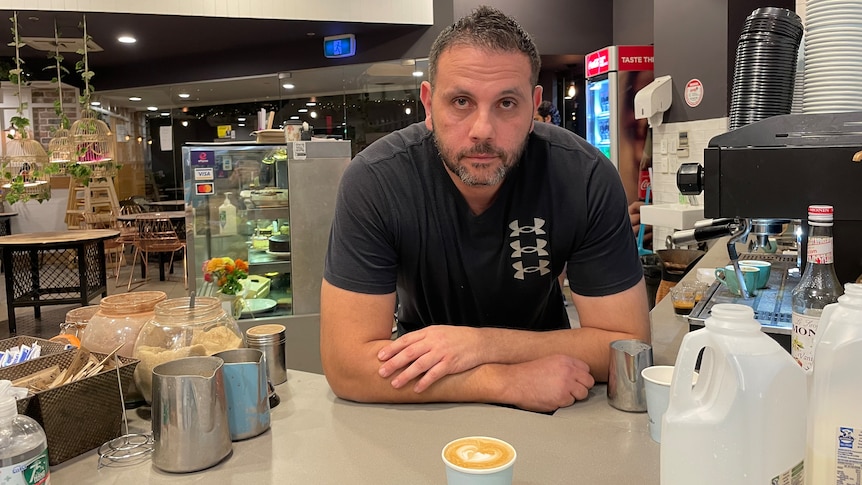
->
445, 170, 502, 216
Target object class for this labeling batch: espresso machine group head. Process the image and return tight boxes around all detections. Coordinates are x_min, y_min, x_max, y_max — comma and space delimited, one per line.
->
673, 111, 862, 292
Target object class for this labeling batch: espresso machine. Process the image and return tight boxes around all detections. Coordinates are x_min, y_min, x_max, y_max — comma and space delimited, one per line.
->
672, 111, 862, 350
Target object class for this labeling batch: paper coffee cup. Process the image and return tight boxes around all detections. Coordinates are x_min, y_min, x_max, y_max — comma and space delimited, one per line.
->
442, 436, 516, 485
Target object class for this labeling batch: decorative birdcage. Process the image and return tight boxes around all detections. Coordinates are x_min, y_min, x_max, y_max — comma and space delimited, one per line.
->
48, 127, 73, 174
1, 137, 52, 203
70, 111, 115, 164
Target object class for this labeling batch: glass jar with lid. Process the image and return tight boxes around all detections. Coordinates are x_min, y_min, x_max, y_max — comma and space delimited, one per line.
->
132, 296, 244, 404
80, 291, 167, 357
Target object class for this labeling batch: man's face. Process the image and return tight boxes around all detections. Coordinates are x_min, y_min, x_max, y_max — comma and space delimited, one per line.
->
421, 45, 542, 188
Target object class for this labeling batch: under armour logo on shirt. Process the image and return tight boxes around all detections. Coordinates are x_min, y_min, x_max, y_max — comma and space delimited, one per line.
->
508, 218, 550, 280
512, 260, 551, 280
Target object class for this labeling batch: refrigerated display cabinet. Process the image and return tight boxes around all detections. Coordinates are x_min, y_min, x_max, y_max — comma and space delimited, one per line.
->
182, 140, 351, 329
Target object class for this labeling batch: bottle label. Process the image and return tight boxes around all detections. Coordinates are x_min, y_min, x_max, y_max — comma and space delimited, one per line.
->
0, 448, 50, 485
770, 459, 804, 485
791, 311, 820, 371
808, 236, 834, 264
219, 210, 227, 229
835, 426, 862, 484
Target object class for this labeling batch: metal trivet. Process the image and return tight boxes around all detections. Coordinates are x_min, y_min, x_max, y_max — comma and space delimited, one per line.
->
97, 359, 153, 469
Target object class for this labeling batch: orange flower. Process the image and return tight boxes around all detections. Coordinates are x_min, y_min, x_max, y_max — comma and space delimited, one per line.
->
202, 256, 249, 295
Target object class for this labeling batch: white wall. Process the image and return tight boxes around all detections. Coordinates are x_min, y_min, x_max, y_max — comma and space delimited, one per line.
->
1, 0, 434, 25
649, 117, 728, 249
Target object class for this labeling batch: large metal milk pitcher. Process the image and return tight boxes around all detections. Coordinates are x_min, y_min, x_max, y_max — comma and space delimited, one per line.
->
151, 356, 232, 473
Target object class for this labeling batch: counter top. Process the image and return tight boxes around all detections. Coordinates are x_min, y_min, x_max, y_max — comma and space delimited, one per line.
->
51, 241, 739, 484
53, 370, 659, 484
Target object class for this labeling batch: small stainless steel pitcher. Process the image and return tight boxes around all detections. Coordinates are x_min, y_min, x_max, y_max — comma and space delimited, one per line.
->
152, 356, 232, 473
213, 348, 272, 441
607, 339, 653, 412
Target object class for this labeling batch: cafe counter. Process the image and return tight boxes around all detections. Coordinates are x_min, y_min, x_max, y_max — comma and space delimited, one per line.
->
51, 242, 740, 483
54, 369, 661, 484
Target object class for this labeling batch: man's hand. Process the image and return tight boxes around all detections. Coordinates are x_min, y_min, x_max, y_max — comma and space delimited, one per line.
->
500, 355, 595, 412
629, 200, 652, 245
378, 325, 485, 393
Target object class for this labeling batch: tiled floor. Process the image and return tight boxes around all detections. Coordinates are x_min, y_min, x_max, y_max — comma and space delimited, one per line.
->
0, 259, 190, 341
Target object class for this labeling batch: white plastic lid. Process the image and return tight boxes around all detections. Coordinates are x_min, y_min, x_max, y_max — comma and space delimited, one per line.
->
808, 205, 833, 223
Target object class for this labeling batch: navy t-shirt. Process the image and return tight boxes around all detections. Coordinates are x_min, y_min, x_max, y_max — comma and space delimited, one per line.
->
324, 122, 642, 333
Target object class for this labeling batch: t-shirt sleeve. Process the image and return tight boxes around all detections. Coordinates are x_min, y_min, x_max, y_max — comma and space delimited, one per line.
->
323, 158, 399, 295
566, 156, 643, 297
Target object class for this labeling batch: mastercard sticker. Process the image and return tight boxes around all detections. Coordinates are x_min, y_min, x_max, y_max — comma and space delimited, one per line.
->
195, 182, 215, 195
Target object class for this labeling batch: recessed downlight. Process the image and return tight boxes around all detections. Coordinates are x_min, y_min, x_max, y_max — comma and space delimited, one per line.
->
90, 101, 101, 106
306, 102, 316, 106
178, 93, 190, 99
238, 117, 247, 121
282, 83, 295, 89
129, 96, 142, 101
412, 71, 423, 77
289, 115, 299, 120
118, 36, 136, 44
298, 108, 308, 113
147, 106, 158, 111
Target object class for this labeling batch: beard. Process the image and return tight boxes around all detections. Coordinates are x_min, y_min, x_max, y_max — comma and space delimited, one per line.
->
433, 131, 527, 187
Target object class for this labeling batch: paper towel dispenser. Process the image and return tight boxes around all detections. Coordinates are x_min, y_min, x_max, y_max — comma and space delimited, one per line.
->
635, 75, 672, 127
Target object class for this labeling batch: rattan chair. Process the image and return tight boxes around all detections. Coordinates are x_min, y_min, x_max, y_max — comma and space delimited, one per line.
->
81, 211, 124, 277
127, 216, 187, 290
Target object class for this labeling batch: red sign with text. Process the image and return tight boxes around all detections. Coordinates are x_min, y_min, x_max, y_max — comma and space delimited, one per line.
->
585, 45, 654, 78
617, 45, 654, 71
585, 48, 611, 77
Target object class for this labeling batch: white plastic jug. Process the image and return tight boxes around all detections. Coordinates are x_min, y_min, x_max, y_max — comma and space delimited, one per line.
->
806, 283, 862, 485
661, 303, 807, 485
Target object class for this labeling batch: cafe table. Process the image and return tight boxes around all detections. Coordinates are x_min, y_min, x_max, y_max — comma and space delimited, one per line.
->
51, 369, 660, 484
0, 229, 119, 334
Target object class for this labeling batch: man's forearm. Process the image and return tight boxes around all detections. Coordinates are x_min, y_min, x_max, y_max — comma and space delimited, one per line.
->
478, 325, 643, 382
324, 342, 506, 405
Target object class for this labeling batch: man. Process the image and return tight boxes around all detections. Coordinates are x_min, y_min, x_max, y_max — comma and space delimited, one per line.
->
321, 6, 650, 413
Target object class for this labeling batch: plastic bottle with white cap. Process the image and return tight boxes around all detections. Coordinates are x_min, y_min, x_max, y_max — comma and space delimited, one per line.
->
0, 380, 49, 484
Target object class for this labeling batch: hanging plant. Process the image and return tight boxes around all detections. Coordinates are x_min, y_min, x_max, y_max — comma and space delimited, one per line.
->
1, 12, 52, 205
68, 14, 119, 180
46, 20, 73, 177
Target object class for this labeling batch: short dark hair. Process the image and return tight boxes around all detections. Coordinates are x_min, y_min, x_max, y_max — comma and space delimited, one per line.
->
537, 100, 561, 126
428, 5, 541, 86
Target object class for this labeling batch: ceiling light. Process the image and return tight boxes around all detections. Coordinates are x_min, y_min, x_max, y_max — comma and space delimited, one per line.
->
238, 123, 245, 127
405, 107, 412, 115
412, 71, 423, 77
310, 111, 318, 118
90, 101, 101, 106
129, 96, 142, 101
566, 83, 577, 99
306, 102, 316, 106
117, 36, 136, 44
147, 106, 158, 111
238, 117, 247, 122
298, 108, 308, 113
282, 83, 295, 89
160, 112, 170, 116
178, 93, 190, 99
290, 115, 299, 120
181, 121, 189, 127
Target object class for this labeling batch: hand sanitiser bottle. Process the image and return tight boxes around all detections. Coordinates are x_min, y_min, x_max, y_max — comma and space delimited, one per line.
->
0, 381, 49, 484
806, 283, 862, 485
661, 304, 807, 485
218, 192, 237, 236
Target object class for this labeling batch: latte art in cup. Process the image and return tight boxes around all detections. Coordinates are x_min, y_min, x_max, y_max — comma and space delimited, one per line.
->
443, 437, 516, 470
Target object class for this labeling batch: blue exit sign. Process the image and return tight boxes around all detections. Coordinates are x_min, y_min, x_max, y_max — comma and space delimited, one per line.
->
324, 34, 356, 58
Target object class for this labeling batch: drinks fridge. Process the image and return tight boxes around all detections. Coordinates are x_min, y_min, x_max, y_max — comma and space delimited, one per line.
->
585, 45, 654, 204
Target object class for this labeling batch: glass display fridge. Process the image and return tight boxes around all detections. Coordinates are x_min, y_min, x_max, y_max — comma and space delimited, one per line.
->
585, 45, 654, 204
182, 140, 351, 327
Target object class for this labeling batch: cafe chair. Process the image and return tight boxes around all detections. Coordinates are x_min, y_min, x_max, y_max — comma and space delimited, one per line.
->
81, 212, 125, 274
119, 198, 145, 214
127, 216, 187, 291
